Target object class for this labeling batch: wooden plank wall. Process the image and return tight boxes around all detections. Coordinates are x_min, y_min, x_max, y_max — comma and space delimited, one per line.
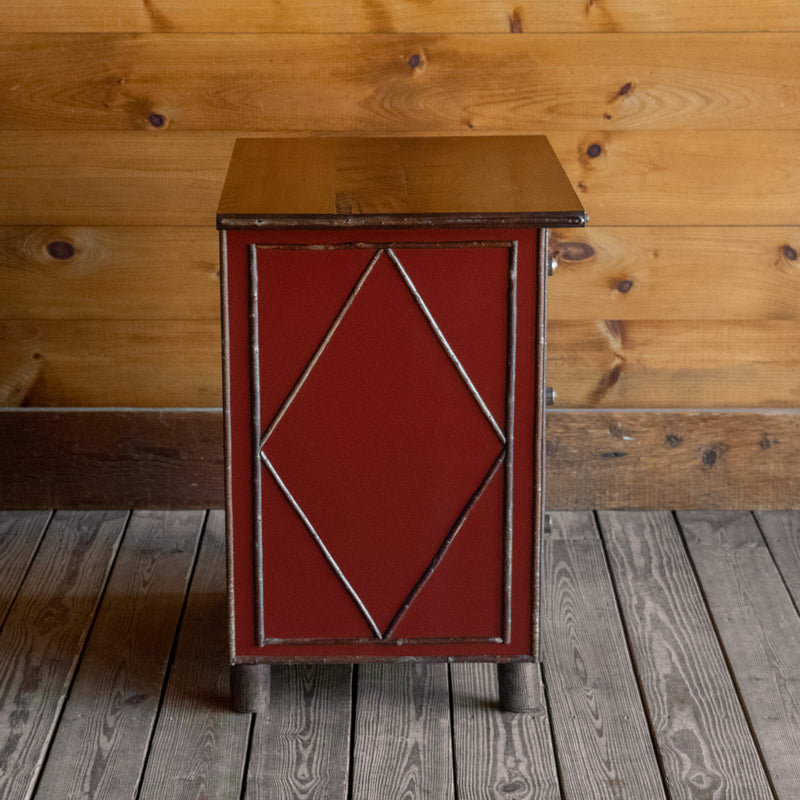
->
1, 2, 798, 508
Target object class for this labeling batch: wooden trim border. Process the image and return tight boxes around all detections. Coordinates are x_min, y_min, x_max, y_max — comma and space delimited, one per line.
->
1, 408, 797, 510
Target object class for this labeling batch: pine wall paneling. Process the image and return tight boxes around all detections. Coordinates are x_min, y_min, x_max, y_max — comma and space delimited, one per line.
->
2, 0, 799, 33
1, 5, 798, 508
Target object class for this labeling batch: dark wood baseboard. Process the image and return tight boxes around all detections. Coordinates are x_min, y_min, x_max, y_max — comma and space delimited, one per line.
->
0, 409, 224, 510
1, 408, 797, 510
546, 409, 800, 510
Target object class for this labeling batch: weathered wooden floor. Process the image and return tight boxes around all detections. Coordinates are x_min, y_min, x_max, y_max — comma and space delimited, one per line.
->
1, 509, 799, 799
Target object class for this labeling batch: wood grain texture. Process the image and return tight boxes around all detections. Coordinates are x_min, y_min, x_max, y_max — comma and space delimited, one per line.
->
542, 511, 666, 799
546, 410, 800, 510
246, 664, 352, 799
0, 319, 221, 407
450, 662, 560, 800
0, 512, 51, 624
0, 509, 796, 797
598, 510, 773, 799
0, 409, 224, 509
3, 317, 800, 408
33, 511, 203, 800
551, 130, 800, 227
0, 133, 229, 227
2, 221, 796, 414
3, 409, 799, 510
3, 0, 799, 33
549, 226, 800, 321
2, 34, 799, 133
218, 136, 583, 223
3, 132, 798, 228
0, 355, 41, 407
0, 226, 220, 321
755, 511, 800, 605
137, 510, 251, 800
496, 662, 543, 713
351, 662, 453, 799
230, 664, 270, 714
548, 319, 800, 408
678, 511, 800, 798
0, 510, 128, 800
2, 225, 797, 323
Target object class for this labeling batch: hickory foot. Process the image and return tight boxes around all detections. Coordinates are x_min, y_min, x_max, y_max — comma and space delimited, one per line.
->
496, 661, 542, 712
230, 663, 271, 713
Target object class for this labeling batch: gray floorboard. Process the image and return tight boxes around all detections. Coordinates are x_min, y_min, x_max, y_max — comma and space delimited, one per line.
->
0, 509, 794, 799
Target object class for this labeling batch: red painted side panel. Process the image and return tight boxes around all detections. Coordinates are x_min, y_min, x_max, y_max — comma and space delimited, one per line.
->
223, 227, 539, 661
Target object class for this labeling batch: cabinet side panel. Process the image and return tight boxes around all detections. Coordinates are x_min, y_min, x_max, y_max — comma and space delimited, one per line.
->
226, 227, 538, 662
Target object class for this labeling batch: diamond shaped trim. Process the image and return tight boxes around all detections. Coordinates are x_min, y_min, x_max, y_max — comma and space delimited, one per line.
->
254, 244, 514, 642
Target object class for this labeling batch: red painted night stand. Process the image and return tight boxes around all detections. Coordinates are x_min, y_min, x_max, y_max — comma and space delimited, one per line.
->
217, 136, 585, 712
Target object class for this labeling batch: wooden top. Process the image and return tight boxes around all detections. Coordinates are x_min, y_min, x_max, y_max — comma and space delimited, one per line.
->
217, 136, 586, 229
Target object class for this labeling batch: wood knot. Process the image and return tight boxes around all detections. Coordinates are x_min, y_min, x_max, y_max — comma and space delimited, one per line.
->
702, 448, 722, 468
46, 240, 76, 261
702, 442, 728, 468
556, 240, 595, 262
616, 279, 633, 294
407, 52, 427, 72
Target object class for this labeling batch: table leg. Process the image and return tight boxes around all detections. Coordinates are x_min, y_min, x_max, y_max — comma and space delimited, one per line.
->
231, 663, 271, 713
496, 661, 542, 712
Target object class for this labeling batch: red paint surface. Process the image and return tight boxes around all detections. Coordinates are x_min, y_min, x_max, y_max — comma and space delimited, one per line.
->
224, 228, 539, 661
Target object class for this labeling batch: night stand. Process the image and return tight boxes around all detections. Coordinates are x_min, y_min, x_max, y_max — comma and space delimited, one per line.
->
217, 136, 585, 712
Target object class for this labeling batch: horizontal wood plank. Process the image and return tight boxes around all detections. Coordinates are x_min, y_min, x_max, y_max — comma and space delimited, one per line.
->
3, 132, 798, 227
547, 410, 800, 509
0, 226, 220, 321
4, 226, 798, 322
553, 130, 800, 227
0, 319, 221, 407
548, 319, 800, 408
3, 317, 800, 408
3, 0, 798, 33
0, 409, 224, 509
1, 34, 798, 133
2, 409, 799, 510
549, 227, 800, 321
0, 133, 230, 227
